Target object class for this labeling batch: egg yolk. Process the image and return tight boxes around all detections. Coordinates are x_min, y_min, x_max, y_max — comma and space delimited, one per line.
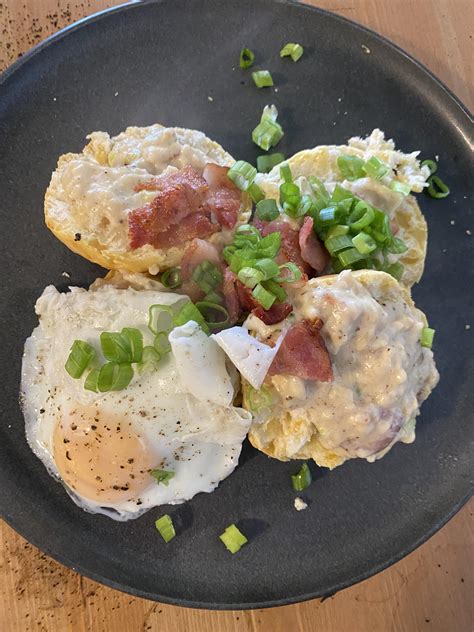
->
53, 405, 155, 504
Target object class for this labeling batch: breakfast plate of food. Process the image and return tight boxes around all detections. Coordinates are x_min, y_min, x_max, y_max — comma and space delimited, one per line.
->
0, 0, 472, 609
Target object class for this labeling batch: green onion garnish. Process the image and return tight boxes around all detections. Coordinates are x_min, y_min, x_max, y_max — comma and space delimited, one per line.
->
364, 156, 390, 180
237, 266, 265, 288
280, 182, 301, 217
420, 327, 435, 349
249, 182, 265, 203
192, 260, 223, 294
256, 198, 279, 221
154, 332, 171, 356
384, 262, 405, 281
386, 236, 408, 254
280, 42, 304, 62
338, 247, 366, 267
97, 362, 134, 392
161, 267, 182, 289
326, 224, 349, 238
137, 346, 161, 374
324, 234, 353, 256
84, 368, 100, 392
280, 162, 293, 183
155, 514, 176, 543
65, 340, 95, 379
258, 232, 281, 258
352, 232, 377, 255
246, 384, 274, 414
349, 201, 375, 231
121, 328, 143, 363
148, 304, 175, 335
330, 183, 353, 203
317, 205, 342, 227
421, 159, 437, 175
337, 154, 366, 181
173, 301, 210, 334
255, 258, 280, 280
426, 175, 450, 199
291, 462, 312, 491
219, 524, 248, 554
275, 262, 302, 284
196, 301, 230, 331
252, 69, 273, 88
239, 47, 255, 69
389, 180, 411, 196
252, 105, 284, 151
227, 160, 257, 191
257, 153, 285, 173
262, 279, 287, 303
252, 283, 276, 310
100, 331, 132, 363
150, 469, 175, 486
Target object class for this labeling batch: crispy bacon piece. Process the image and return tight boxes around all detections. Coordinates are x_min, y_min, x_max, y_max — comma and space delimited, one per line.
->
298, 217, 330, 274
129, 165, 241, 249
235, 281, 293, 325
222, 269, 242, 325
256, 219, 311, 278
268, 319, 333, 382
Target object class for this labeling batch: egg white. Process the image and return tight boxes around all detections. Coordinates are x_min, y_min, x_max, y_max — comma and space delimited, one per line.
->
21, 284, 251, 521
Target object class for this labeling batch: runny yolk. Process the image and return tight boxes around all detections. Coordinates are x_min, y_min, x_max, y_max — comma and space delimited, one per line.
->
53, 405, 155, 504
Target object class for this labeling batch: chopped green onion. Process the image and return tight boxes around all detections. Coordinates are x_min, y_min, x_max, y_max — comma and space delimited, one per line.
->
227, 160, 257, 191
161, 267, 182, 289
331, 184, 354, 203
384, 262, 405, 281
338, 248, 366, 267
275, 262, 302, 284
308, 176, 331, 211
324, 234, 353, 256
252, 69, 273, 88
326, 224, 349, 238
249, 182, 265, 203
154, 332, 171, 356
257, 153, 285, 173
420, 327, 435, 349
173, 301, 209, 334
257, 232, 281, 258
349, 201, 375, 231
196, 301, 230, 331
280, 182, 301, 216
252, 105, 284, 150
121, 327, 143, 363
155, 514, 176, 543
252, 283, 276, 310
192, 261, 223, 294
262, 279, 287, 303
100, 332, 131, 363
150, 469, 175, 486
280, 42, 304, 62
84, 368, 100, 392
148, 304, 175, 335
97, 362, 133, 392
254, 258, 280, 280
291, 462, 312, 491
65, 340, 95, 379
337, 154, 366, 181
238, 267, 264, 288
246, 384, 274, 415
364, 156, 390, 180
256, 198, 279, 221
318, 205, 342, 227
426, 175, 450, 199
352, 232, 377, 254
204, 290, 224, 305
386, 236, 408, 254
219, 524, 248, 554
239, 47, 255, 69
389, 180, 411, 196
421, 159, 437, 174
280, 163, 293, 183
137, 346, 161, 374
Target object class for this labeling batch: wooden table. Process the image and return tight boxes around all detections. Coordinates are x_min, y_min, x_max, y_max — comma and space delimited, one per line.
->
0, 1, 472, 630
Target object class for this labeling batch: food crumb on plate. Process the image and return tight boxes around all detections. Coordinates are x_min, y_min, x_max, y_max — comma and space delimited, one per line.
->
207, 96, 214, 101
361, 44, 371, 54
465, 324, 471, 330
466, 229, 471, 235
61, 271, 70, 278
294, 497, 308, 511
114, 91, 119, 97
450, 220, 455, 225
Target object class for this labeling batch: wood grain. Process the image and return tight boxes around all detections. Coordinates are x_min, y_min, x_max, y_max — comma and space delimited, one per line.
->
0, 1, 472, 631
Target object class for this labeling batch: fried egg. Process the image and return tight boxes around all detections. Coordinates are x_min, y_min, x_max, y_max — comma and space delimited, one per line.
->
21, 281, 251, 520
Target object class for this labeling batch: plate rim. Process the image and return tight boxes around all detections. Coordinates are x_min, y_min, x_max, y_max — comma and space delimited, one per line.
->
0, 0, 472, 610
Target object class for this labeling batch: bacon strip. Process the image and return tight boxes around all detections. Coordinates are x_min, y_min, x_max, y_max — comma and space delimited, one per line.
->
255, 219, 311, 279
298, 217, 330, 274
222, 269, 242, 325
268, 319, 333, 381
129, 165, 241, 250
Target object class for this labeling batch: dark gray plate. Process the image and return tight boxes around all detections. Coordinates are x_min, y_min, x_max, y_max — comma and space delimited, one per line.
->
0, 0, 472, 610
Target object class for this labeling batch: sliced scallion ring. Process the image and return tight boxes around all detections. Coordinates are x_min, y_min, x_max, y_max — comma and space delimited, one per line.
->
161, 267, 182, 289
420, 327, 435, 349
219, 524, 248, 554
227, 160, 257, 191
291, 462, 312, 491
421, 159, 438, 175
256, 198, 279, 221
280, 42, 304, 62
239, 47, 255, 69
257, 152, 285, 173
252, 283, 276, 310
100, 331, 132, 363
275, 262, 302, 283
148, 304, 175, 335
150, 469, 175, 486
97, 362, 133, 392
337, 154, 365, 181
364, 156, 390, 180
252, 69, 274, 88
196, 301, 230, 331
65, 340, 95, 379
155, 514, 176, 543
426, 175, 450, 199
